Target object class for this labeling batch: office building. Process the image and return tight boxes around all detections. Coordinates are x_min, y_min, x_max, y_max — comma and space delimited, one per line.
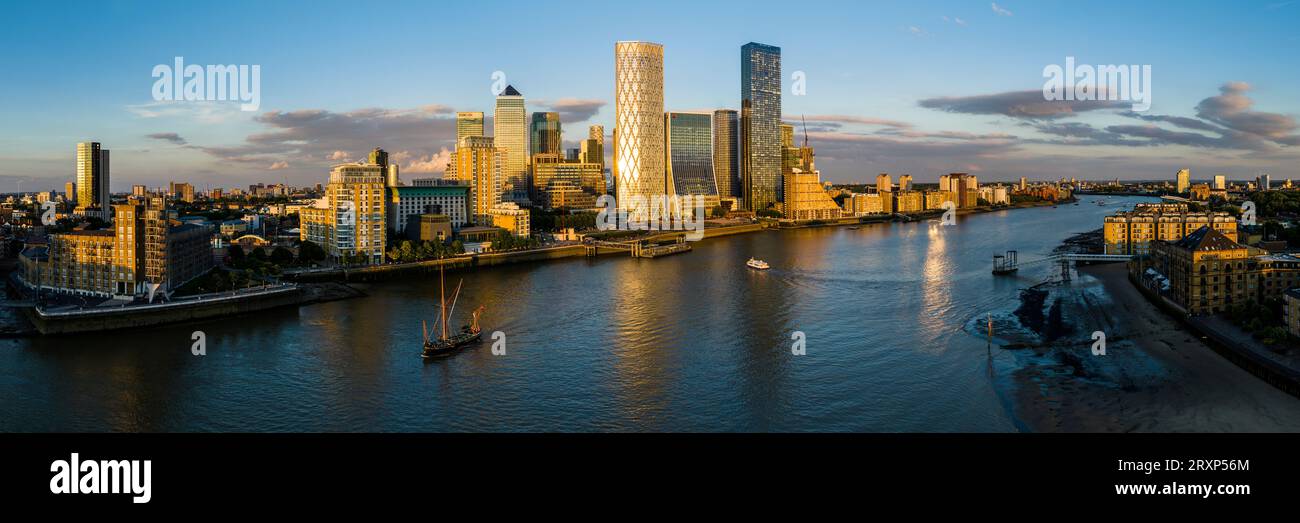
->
740, 42, 781, 211
1213, 174, 1227, 190
387, 183, 470, 235
531, 153, 605, 209
712, 109, 739, 200
494, 85, 529, 204
456, 112, 484, 144
614, 41, 667, 217
899, 175, 913, 192
530, 112, 562, 157
665, 112, 721, 213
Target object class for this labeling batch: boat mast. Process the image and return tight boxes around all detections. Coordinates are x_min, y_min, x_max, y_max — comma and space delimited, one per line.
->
439, 262, 448, 341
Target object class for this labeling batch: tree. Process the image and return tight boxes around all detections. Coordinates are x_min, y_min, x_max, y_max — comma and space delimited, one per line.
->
297, 240, 326, 265
270, 246, 294, 265
251, 247, 268, 261
227, 245, 246, 265
398, 240, 416, 263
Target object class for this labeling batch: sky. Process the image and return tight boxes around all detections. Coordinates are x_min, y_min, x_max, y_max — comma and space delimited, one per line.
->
1, 0, 1298, 192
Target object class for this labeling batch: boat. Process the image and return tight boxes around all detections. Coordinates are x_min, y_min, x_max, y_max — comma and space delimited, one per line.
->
746, 258, 770, 270
847, 226, 861, 230
421, 263, 485, 359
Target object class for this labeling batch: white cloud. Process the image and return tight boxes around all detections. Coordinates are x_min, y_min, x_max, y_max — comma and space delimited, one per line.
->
991, 3, 1014, 16
268, 160, 289, 170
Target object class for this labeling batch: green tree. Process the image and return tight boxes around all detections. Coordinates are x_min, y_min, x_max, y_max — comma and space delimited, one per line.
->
270, 246, 294, 265
297, 241, 326, 265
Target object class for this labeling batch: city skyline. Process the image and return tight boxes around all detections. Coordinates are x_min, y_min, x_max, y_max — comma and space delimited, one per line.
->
2, 0, 1300, 192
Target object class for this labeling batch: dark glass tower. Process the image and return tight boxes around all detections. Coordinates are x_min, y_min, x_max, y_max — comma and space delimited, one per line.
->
712, 109, 739, 199
529, 112, 562, 157
665, 112, 720, 201
740, 42, 781, 212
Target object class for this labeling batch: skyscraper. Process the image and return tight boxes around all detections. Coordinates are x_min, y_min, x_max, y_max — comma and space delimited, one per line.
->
75, 141, 110, 217
530, 112, 562, 157
665, 112, 721, 212
614, 41, 666, 217
582, 125, 605, 168
740, 42, 781, 212
65, 182, 76, 203
712, 110, 738, 201
456, 112, 484, 144
494, 85, 528, 204
1213, 174, 1226, 190
1176, 168, 1191, 193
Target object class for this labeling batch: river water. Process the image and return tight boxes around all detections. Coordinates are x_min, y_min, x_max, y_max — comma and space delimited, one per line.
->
0, 195, 1158, 431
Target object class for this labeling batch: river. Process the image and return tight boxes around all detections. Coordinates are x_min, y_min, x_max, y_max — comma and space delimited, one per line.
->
0, 195, 1159, 431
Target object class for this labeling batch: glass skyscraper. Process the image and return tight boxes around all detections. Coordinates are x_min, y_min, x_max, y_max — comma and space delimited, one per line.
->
75, 141, 110, 217
456, 112, 484, 144
740, 42, 781, 212
494, 85, 528, 204
614, 41, 666, 217
665, 112, 720, 210
529, 112, 562, 157
712, 109, 738, 201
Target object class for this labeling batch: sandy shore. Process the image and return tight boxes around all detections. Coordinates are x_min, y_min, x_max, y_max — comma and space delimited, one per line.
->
1012, 263, 1300, 432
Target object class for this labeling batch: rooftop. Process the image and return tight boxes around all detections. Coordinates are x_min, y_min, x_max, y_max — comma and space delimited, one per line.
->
1172, 225, 1245, 251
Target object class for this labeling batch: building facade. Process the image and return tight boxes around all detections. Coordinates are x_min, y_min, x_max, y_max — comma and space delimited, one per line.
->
530, 112, 562, 157
1103, 203, 1238, 255
614, 41, 666, 218
456, 112, 484, 144
740, 42, 781, 212
494, 85, 528, 204
665, 112, 721, 212
299, 163, 387, 264
75, 142, 111, 218
452, 136, 503, 225
712, 109, 738, 200
387, 184, 470, 235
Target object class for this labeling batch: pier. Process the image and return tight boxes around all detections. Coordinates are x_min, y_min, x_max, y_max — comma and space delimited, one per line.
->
992, 251, 1131, 276
585, 233, 693, 258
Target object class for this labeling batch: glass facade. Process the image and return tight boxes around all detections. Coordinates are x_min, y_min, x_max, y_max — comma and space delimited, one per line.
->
494, 85, 528, 204
740, 42, 781, 212
456, 112, 484, 144
530, 112, 562, 157
712, 109, 738, 199
666, 112, 719, 205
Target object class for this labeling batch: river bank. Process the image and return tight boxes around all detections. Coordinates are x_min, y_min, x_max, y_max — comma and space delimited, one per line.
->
1008, 263, 1300, 432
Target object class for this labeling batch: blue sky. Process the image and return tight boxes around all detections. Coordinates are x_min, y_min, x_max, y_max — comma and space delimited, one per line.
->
2, 0, 1298, 191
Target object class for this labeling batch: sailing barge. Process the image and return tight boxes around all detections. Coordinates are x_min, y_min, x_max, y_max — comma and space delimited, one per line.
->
422, 263, 485, 359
